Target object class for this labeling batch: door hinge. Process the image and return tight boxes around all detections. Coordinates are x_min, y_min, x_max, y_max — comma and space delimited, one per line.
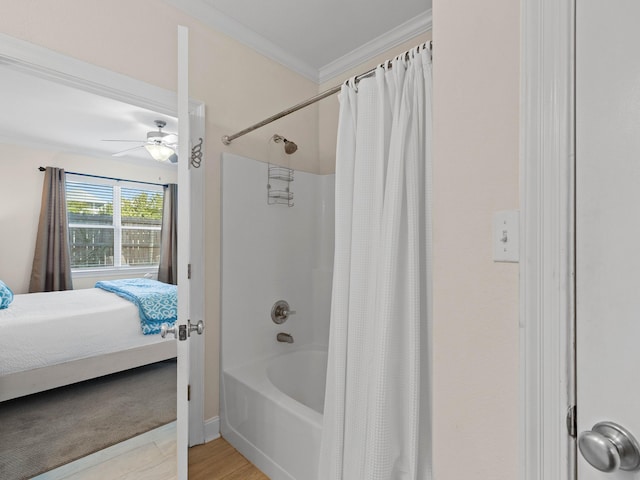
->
187, 263, 191, 279
567, 405, 577, 438
187, 384, 191, 402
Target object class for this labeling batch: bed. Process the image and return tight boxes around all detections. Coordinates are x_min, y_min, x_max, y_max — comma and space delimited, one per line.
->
0, 286, 176, 402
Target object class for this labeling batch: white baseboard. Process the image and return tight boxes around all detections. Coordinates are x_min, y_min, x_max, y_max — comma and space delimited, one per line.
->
204, 416, 221, 443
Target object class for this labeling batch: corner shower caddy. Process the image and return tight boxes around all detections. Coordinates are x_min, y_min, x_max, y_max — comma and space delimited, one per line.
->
267, 164, 294, 207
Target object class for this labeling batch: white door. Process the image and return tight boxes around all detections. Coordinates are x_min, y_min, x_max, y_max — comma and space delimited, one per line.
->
576, 0, 640, 477
176, 24, 206, 479
176, 24, 190, 480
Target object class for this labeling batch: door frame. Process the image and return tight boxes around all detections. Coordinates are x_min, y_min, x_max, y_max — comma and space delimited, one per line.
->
519, 0, 576, 479
0, 32, 207, 445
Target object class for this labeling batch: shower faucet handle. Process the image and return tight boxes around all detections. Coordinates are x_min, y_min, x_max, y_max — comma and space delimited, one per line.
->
271, 300, 296, 324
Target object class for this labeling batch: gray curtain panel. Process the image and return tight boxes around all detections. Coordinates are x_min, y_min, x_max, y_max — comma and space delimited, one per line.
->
158, 183, 177, 285
29, 167, 73, 292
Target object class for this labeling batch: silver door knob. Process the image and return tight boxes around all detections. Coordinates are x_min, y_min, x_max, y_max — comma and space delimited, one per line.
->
160, 324, 177, 339
578, 422, 640, 472
189, 320, 204, 336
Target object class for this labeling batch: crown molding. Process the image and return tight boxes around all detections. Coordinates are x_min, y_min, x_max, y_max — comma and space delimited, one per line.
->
318, 10, 433, 84
163, 0, 320, 82
163, 0, 431, 86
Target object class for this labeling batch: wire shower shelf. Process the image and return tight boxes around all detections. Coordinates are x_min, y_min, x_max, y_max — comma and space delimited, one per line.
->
267, 164, 294, 207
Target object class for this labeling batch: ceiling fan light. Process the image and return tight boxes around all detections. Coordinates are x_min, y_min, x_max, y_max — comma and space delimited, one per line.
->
144, 143, 175, 162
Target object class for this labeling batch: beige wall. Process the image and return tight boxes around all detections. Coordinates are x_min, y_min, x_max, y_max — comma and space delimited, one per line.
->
0, 0, 321, 422
431, 1, 520, 479
0, 143, 176, 294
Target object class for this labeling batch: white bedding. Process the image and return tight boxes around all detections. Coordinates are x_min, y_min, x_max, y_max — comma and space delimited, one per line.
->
0, 288, 173, 375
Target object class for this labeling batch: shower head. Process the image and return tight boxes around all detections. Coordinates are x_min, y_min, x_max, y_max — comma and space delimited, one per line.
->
272, 134, 298, 155
284, 139, 298, 154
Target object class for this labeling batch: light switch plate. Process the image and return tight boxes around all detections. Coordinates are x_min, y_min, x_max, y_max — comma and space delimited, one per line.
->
493, 210, 520, 262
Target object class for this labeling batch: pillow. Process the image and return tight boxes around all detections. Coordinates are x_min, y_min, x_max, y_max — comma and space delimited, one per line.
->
0, 280, 14, 309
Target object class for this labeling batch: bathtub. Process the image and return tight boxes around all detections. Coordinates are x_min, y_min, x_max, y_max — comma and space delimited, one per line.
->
221, 345, 328, 480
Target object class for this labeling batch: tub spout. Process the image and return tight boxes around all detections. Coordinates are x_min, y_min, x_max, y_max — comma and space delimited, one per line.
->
277, 332, 294, 343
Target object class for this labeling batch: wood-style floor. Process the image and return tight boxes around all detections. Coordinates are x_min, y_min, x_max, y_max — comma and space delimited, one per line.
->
189, 438, 268, 480
34, 423, 268, 480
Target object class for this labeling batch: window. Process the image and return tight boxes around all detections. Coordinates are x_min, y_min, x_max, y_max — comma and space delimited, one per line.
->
66, 178, 163, 271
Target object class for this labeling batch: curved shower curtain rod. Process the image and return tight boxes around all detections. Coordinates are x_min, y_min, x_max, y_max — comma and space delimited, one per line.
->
221, 40, 432, 146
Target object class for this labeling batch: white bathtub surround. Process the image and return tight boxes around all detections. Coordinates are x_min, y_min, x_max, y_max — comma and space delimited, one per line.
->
220, 153, 334, 480
221, 154, 334, 369
319, 46, 433, 479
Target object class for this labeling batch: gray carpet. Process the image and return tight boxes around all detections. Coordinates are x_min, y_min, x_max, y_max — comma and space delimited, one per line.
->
0, 359, 176, 480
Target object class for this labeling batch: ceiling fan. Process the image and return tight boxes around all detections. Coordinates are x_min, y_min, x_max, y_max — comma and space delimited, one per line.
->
103, 120, 178, 163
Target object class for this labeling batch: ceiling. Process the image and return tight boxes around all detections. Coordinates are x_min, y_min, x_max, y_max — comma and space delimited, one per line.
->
165, 0, 432, 82
0, 65, 178, 167
0, 1, 431, 163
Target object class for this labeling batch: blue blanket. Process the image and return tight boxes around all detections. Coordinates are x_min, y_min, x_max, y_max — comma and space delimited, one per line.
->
95, 278, 177, 335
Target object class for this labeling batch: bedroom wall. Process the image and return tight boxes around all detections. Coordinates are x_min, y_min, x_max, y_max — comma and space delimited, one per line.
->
0, 0, 321, 424
0, 143, 177, 294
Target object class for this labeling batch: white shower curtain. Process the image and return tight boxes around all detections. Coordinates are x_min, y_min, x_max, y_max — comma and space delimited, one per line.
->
319, 45, 432, 480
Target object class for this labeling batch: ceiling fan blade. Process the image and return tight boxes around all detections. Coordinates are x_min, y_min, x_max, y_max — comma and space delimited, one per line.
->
112, 145, 144, 157
102, 139, 146, 143
162, 133, 178, 143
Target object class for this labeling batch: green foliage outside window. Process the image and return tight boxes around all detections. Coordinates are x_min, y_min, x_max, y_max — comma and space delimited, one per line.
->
66, 181, 164, 269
